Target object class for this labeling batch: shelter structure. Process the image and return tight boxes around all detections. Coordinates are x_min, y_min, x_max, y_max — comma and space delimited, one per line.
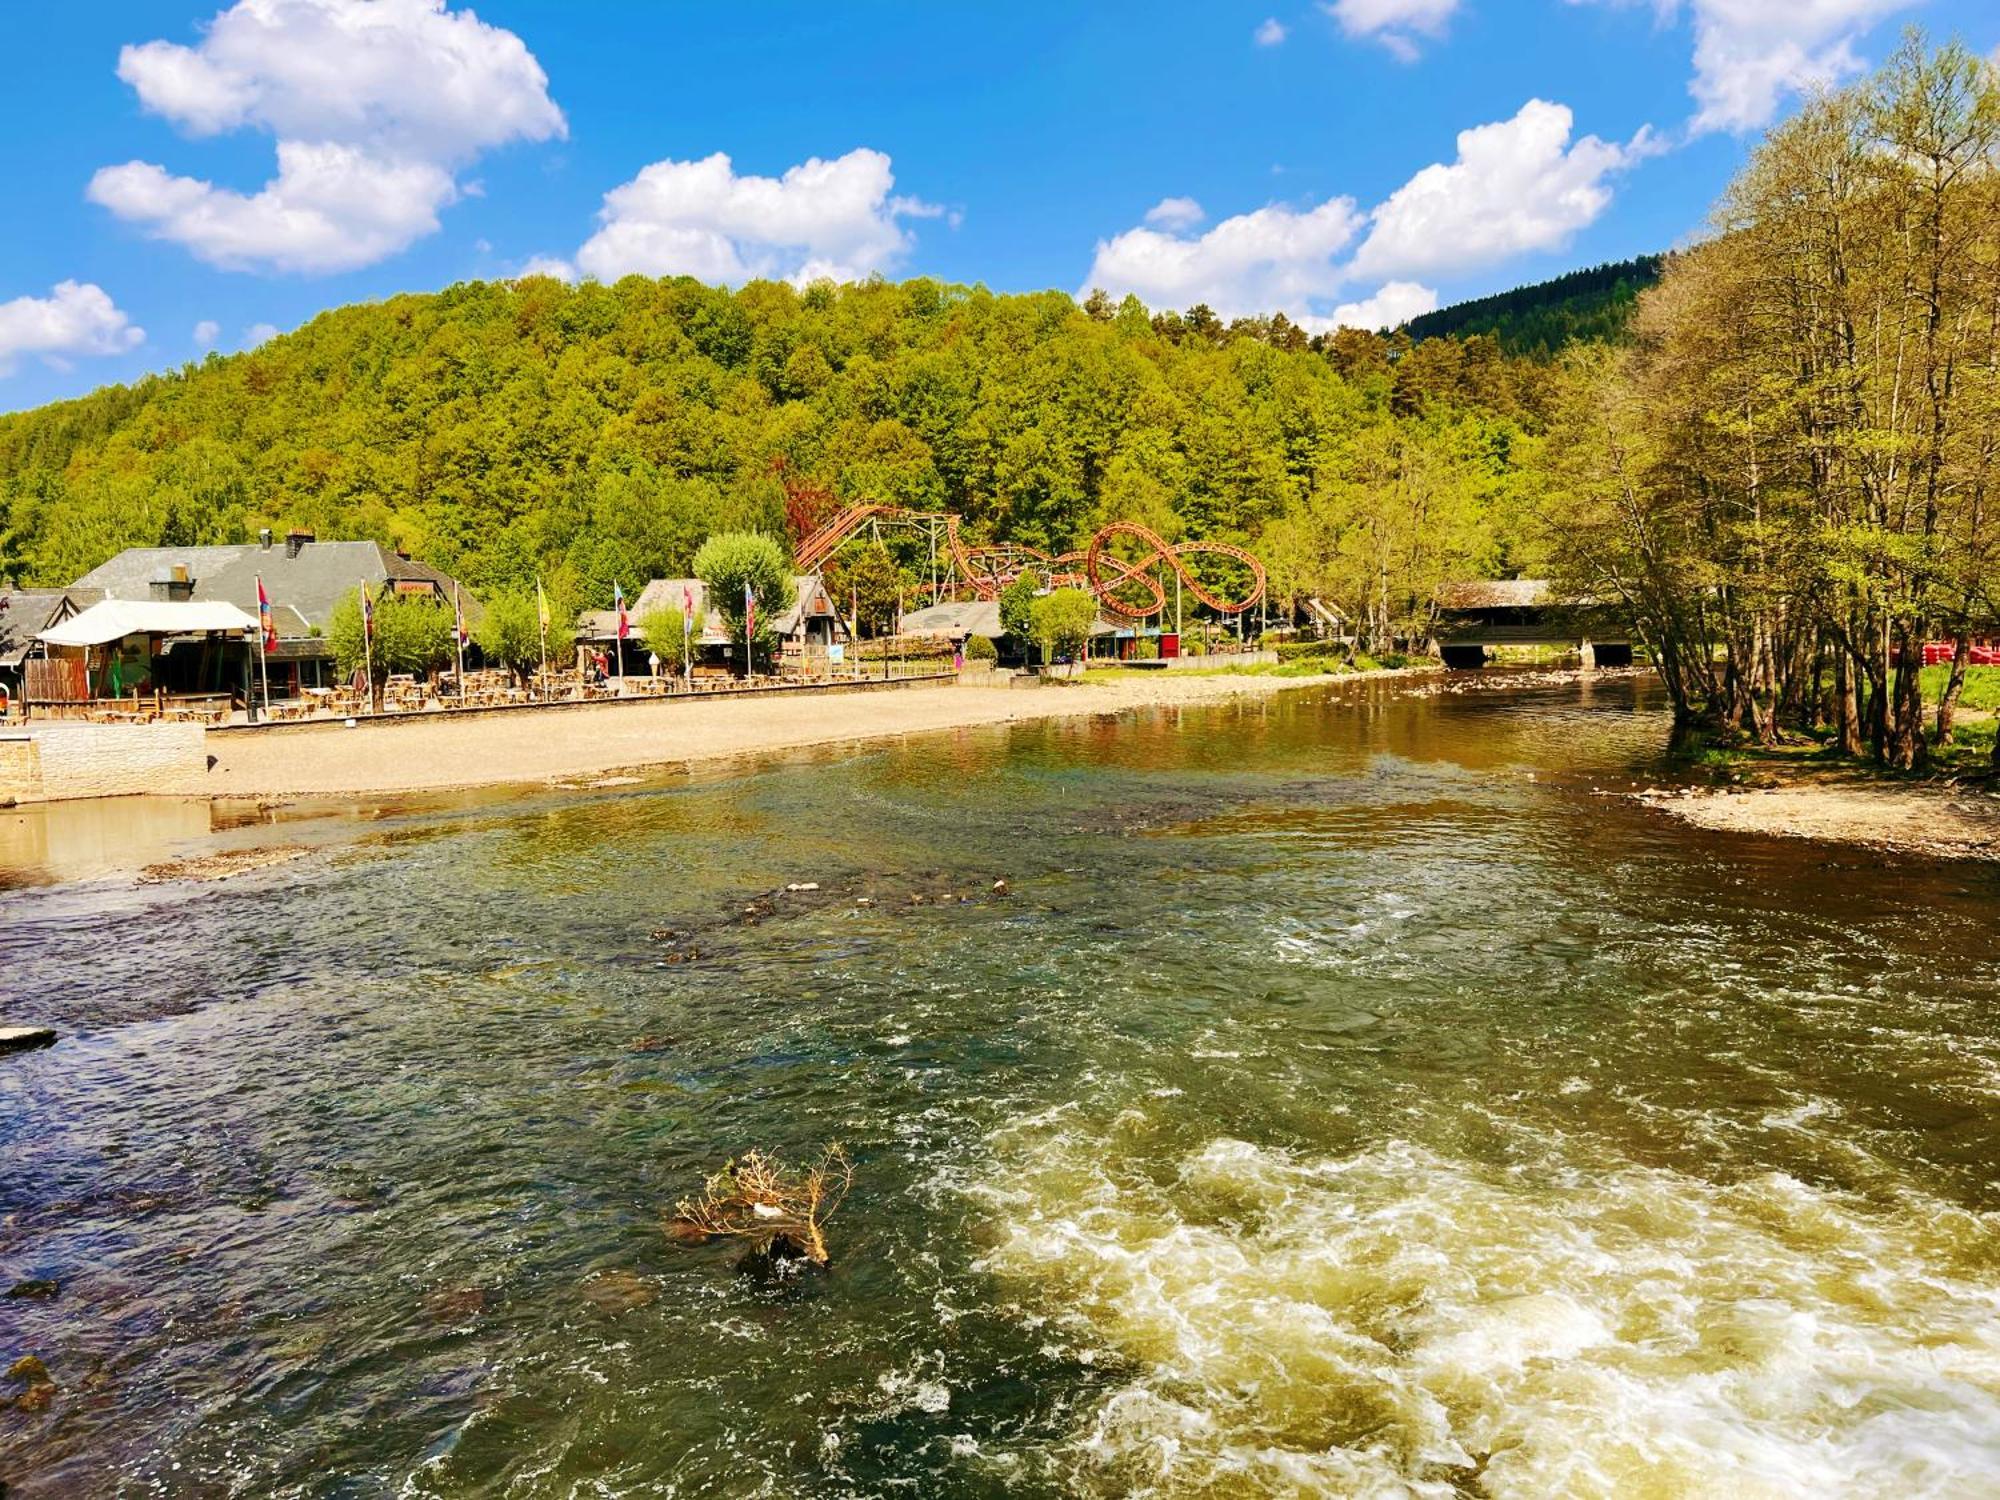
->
69, 532, 478, 696
29, 599, 259, 719
1432, 579, 1631, 668
0, 588, 104, 708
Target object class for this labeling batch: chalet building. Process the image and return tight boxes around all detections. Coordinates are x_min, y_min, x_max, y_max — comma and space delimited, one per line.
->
67, 532, 479, 696
0, 588, 105, 703
579, 574, 847, 675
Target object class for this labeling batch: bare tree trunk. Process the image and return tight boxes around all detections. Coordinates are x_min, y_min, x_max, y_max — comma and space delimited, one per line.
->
1935, 634, 1970, 744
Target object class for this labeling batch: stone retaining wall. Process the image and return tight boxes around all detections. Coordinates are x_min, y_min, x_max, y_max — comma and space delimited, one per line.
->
0, 722, 207, 804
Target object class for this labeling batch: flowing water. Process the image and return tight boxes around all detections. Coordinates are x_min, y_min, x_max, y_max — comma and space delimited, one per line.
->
2, 676, 1997, 1498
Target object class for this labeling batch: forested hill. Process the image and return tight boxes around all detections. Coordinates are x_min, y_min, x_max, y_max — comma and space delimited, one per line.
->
0, 274, 1561, 629
1401, 256, 1665, 356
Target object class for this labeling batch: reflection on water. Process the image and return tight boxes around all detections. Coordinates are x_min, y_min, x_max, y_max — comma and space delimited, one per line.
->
2, 676, 1997, 1498
0, 797, 217, 888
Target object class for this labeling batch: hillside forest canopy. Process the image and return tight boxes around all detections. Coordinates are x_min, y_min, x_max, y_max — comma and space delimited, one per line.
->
0, 243, 1561, 654
0, 34, 1991, 771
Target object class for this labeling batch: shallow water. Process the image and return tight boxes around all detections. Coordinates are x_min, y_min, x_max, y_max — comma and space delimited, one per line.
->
2, 676, 1997, 1498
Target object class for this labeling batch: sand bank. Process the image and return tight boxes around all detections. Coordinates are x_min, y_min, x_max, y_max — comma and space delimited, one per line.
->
1638, 779, 2000, 861
188, 670, 1382, 799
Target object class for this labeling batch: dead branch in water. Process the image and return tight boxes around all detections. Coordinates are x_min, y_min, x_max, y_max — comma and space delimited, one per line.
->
667, 1144, 853, 1267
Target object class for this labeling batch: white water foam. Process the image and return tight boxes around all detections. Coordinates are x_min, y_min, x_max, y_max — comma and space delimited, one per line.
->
972, 1123, 2000, 1497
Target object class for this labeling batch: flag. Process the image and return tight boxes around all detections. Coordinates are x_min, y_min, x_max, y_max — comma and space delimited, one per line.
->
454, 582, 468, 647
536, 577, 551, 633
683, 583, 694, 618
360, 583, 374, 640
745, 582, 756, 643
615, 581, 630, 641
256, 575, 275, 653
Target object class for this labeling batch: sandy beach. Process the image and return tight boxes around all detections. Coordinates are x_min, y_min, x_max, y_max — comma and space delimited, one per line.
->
188, 669, 1378, 799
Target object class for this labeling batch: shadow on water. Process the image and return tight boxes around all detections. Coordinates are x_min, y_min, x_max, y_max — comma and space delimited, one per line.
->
2, 675, 1997, 1497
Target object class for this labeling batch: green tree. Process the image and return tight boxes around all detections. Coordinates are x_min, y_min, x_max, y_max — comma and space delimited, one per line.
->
693, 532, 795, 672
998, 571, 1039, 655
474, 591, 547, 685
828, 543, 903, 637
1030, 587, 1098, 675
328, 593, 454, 696
640, 604, 702, 675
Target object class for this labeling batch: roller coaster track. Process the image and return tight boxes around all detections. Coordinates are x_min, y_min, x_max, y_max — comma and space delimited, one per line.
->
794, 505, 1266, 618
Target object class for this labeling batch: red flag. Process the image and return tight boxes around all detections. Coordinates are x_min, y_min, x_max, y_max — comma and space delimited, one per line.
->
745, 582, 755, 642
256, 575, 276, 653
615, 581, 630, 641
360, 584, 374, 640
683, 583, 694, 617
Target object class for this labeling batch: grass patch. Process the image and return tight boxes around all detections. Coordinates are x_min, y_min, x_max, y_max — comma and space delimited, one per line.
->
1920, 663, 2000, 712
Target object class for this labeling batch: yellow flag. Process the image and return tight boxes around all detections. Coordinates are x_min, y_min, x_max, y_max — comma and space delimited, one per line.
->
535, 577, 550, 631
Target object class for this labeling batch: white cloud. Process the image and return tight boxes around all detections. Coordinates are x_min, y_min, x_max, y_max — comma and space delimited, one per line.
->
1568, 0, 1917, 134
1327, 281, 1438, 331
243, 322, 280, 348
573, 149, 934, 286
1322, 0, 1459, 61
1255, 17, 1288, 46
1143, 196, 1205, 230
193, 318, 220, 347
1081, 198, 1364, 320
1082, 97, 1648, 325
517, 254, 578, 282
0, 282, 144, 376
1349, 100, 1646, 281
1682, 0, 1913, 134
90, 0, 564, 273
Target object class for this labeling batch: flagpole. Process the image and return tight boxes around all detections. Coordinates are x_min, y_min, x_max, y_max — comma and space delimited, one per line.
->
359, 584, 374, 714
533, 576, 553, 702
454, 582, 466, 702
255, 574, 271, 720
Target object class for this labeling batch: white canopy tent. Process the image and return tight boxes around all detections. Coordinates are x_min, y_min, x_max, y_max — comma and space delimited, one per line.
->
38, 599, 258, 647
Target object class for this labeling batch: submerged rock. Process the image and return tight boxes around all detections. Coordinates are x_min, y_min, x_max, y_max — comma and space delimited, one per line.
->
0, 1028, 56, 1055
4, 1280, 57, 1300
579, 1269, 657, 1314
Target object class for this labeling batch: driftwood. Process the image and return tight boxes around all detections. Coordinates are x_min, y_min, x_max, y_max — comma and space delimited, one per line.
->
666, 1144, 853, 1267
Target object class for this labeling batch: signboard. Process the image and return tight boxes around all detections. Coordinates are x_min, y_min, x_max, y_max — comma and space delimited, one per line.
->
828, 643, 845, 665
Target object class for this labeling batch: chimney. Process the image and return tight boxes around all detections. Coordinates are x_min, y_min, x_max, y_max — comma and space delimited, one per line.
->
150, 566, 194, 603
285, 530, 315, 559
260, 528, 273, 549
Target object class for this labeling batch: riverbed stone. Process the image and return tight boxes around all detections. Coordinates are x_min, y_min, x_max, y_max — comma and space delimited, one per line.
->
0, 1028, 56, 1054
4, 1280, 57, 1300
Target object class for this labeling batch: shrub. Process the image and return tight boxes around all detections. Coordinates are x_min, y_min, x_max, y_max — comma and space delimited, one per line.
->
965, 634, 997, 662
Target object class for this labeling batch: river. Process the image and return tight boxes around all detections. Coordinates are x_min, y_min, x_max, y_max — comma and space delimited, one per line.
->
2, 675, 1996, 1497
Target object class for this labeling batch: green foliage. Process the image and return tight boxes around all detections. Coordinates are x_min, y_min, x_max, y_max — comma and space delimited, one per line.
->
328, 592, 454, 683
828, 542, 903, 637
475, 591, 545, 681
1403, 257, 1665, 356
1920, 664, 2000, 713
964, 633, 997, 662
640, 605, 701, 674
997, 572, 1039, 644
692, 532, 794, 645
1030, 588, 1098, 667
0, 273, 1562, 648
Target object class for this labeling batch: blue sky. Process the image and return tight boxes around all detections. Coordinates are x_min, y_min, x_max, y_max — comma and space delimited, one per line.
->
2, 0, 1995, 412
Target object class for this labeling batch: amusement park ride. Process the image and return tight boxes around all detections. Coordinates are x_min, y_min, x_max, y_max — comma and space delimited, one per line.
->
793, 504, 1267, 621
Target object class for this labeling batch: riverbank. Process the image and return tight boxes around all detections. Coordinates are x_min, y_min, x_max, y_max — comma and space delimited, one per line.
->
1637, 765, 2000, 861
190, 667, 1415, 799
